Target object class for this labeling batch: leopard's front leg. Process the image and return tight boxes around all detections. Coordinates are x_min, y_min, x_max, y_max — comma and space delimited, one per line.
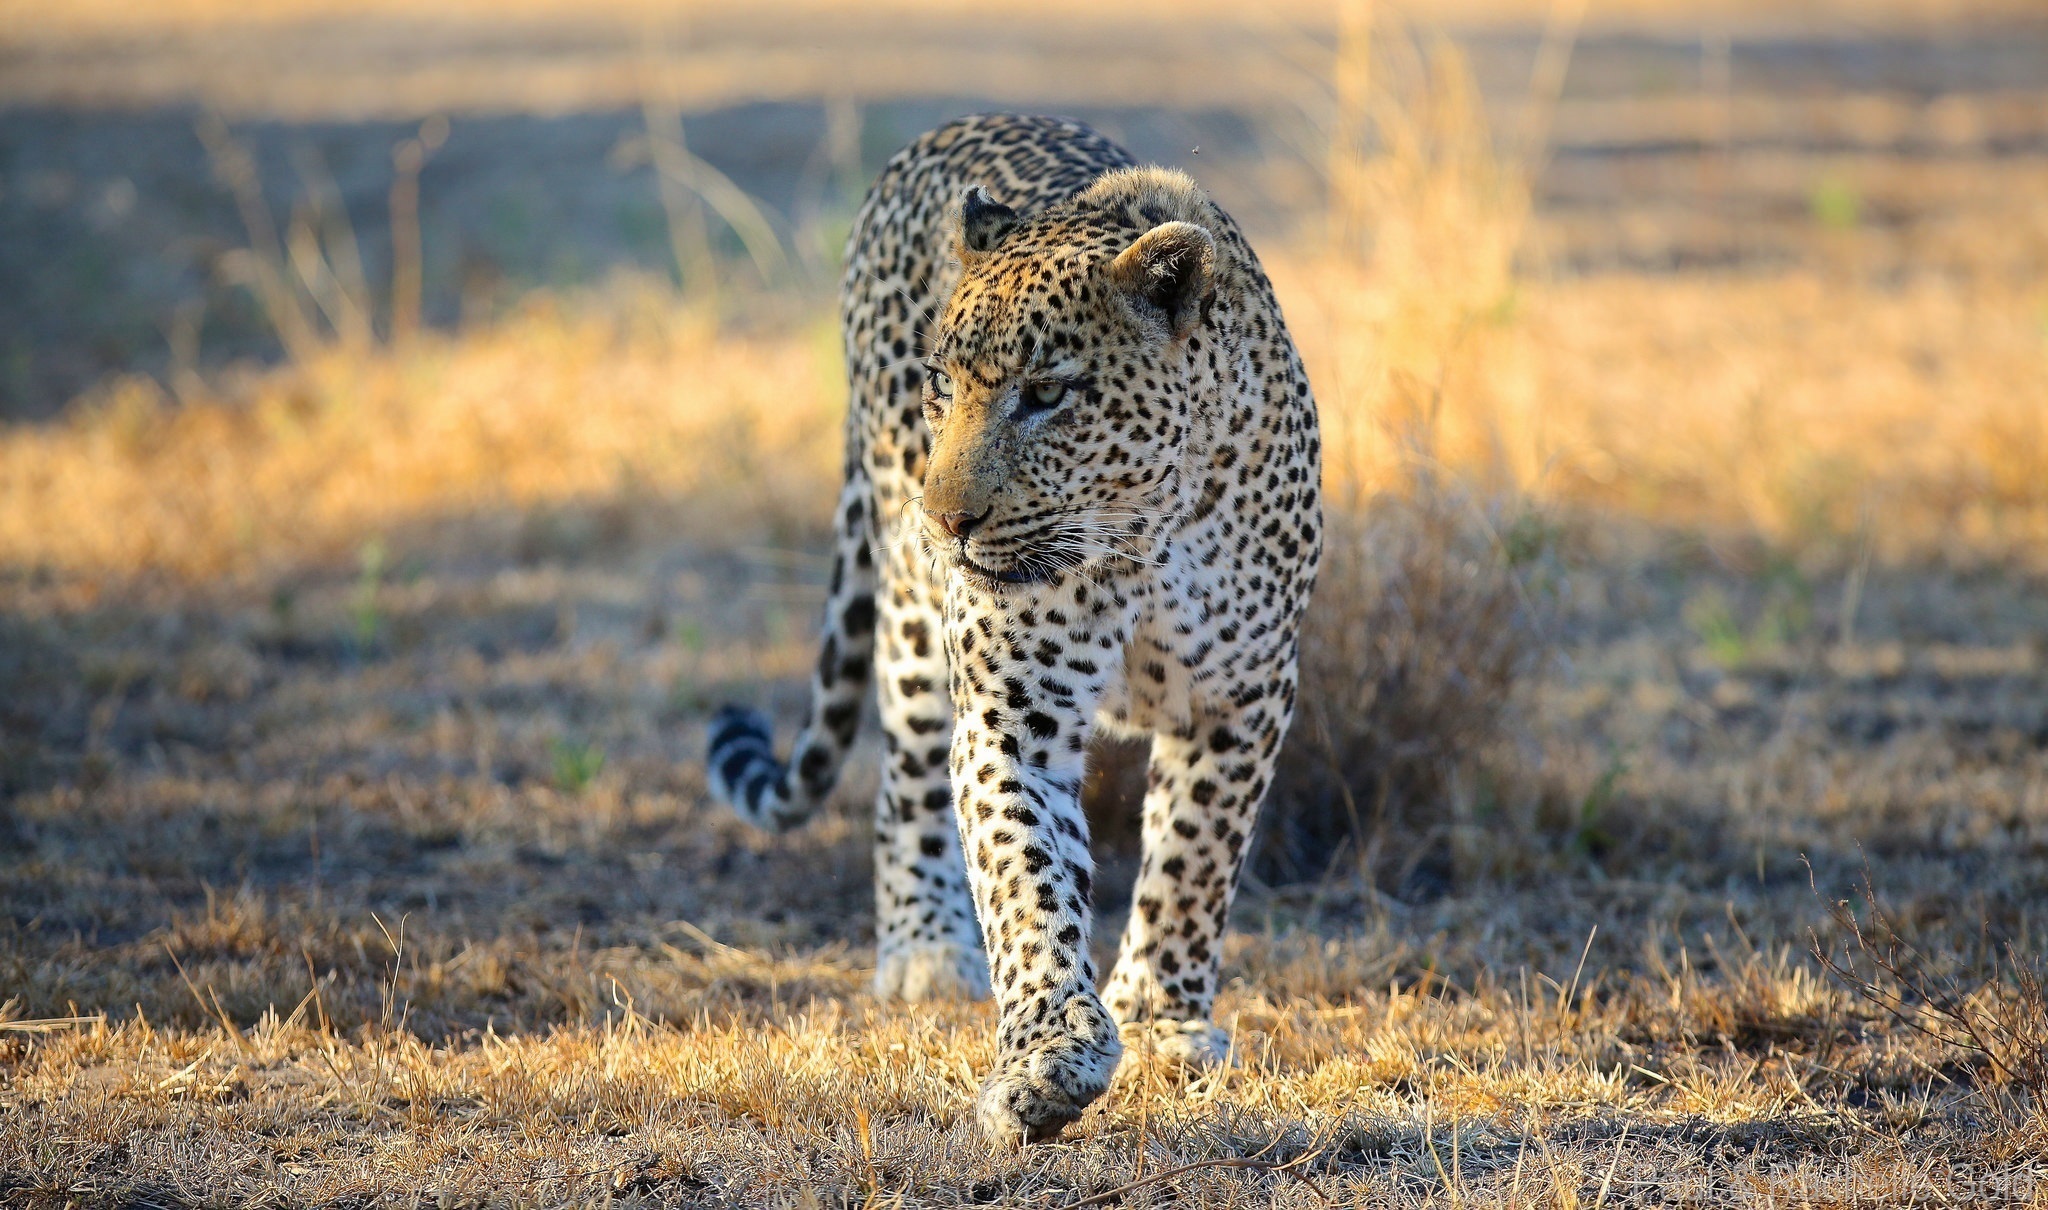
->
943, 573, 1125, 1146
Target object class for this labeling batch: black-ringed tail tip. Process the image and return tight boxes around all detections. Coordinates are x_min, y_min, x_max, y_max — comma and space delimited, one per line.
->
706, 704, 803, 832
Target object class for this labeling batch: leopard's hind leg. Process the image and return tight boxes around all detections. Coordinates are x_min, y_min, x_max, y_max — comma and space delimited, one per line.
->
870, 547, 986, 1001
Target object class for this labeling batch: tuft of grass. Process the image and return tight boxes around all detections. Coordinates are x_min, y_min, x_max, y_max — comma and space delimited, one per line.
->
1684, 588, 1751, 668
548, 737, 606, 794
1260, 485, 1558, 889
349, 536, 385, 651
1814, 875, 2048, 1102
1810, 175, 1863, 231
1570, 753, 1625, 858
1682, 563, 1813, 671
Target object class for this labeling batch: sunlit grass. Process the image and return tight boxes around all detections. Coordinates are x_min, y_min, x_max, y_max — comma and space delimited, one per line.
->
0, 280, 842, 583
3, 245, 2041, 588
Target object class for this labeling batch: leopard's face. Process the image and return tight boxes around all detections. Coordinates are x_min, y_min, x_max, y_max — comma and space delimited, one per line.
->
918, 202, 1215, 592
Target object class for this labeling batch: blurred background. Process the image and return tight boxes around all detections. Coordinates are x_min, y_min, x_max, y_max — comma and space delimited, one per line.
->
3, 0, 2048, 1200
5, 0, 2045, 552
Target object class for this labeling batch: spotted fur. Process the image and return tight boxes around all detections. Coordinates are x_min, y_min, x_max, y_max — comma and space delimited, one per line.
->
707, 113, 1321, 1145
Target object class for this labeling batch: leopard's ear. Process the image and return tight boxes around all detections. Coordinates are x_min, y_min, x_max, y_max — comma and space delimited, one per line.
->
1110, 220, 1215, 341
954, 186, 1020, 259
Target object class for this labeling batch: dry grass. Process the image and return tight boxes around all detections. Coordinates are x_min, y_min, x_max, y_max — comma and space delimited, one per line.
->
4, 256, 2039, 589
6, 811, 2048, 1204
0, 284, 840, 585
1261, 490, 1559, 891
6, 6, 2048, 1206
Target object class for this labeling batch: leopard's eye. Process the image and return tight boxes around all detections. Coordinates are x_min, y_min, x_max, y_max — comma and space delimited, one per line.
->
1023, 380, 1067, 411
927, 368, 954, 400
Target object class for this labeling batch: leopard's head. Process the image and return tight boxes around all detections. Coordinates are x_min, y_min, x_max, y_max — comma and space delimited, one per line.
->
919, 169, 1221, 591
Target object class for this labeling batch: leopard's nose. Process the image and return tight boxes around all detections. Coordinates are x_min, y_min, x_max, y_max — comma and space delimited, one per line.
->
929, 507, 989, 539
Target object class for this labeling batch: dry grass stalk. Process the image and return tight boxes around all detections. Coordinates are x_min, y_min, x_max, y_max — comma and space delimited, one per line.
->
634, 38, 792, 306
388, 115, 450, 346
1813, 872, 2048, 1100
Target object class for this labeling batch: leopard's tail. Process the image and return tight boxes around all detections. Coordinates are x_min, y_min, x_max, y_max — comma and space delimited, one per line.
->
707, 472, 878, 831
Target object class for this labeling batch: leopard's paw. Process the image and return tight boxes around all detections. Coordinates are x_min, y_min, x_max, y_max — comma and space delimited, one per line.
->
975, 996, 1120, 1147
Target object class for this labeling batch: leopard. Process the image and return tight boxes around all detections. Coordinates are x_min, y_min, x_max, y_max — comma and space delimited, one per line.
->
707, 113, 1321, 1147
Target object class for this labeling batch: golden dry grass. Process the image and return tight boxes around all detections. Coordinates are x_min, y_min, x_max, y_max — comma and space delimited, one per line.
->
5, 8, 2048, 1207
8, 925, 2043, 1206
1286, 265, 2048, 557
3, 254, 2041, 590
0, 287, 842, 584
